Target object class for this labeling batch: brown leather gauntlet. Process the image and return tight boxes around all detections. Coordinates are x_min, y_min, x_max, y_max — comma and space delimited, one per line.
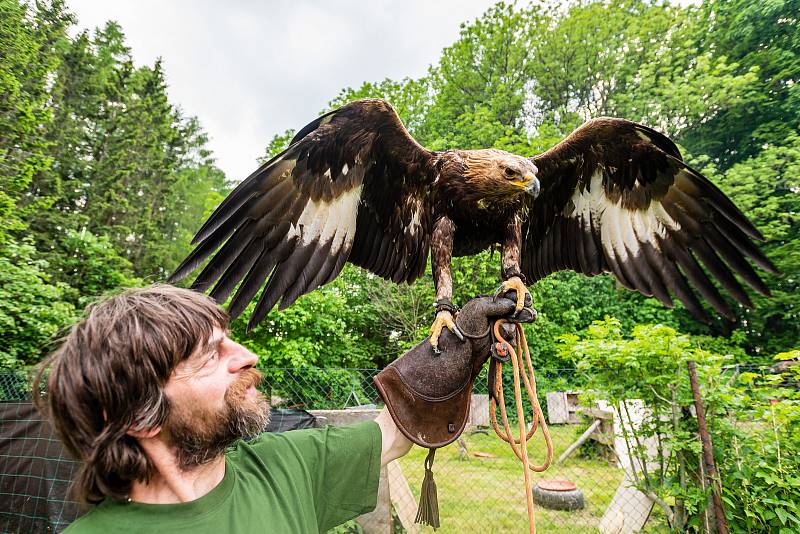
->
374, 293, 536, 448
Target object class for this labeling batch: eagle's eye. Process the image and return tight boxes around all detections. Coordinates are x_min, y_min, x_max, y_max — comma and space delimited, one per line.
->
503, 167, 516, 178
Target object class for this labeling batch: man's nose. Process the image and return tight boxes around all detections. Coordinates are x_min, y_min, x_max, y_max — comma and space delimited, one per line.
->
228, 341, 258, 371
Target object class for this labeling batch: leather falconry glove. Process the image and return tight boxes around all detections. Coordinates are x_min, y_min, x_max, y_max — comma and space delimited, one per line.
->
373, 292, 536, 528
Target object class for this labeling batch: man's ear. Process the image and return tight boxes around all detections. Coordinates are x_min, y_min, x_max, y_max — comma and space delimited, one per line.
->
127, 426, 162, 439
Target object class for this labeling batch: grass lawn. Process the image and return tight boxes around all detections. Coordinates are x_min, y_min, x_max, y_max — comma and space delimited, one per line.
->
396, 424, 628, 533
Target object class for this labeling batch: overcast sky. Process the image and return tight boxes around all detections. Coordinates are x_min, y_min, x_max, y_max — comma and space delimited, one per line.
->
67, 0, 502, 182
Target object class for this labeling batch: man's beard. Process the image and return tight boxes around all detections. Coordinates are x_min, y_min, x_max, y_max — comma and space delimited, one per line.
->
165, 368, 270, 471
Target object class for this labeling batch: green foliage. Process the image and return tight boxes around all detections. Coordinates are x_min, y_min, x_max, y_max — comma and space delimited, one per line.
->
230, 273, 379, 369
560, 319, 710, 529
525, 273, 681, 368
719, 356, 800, 532
0, 240, 77, 369
689, 0, 800, 167
45, 230, 141, 307
563, 317, 726, 402
530, 1, 676, 119
423, 3, 538, 150
0, 0, 70, 241
699, 134, 800, 357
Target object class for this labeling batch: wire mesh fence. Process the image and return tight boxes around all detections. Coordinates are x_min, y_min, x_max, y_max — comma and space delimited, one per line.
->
0, 395, 81, 534
0, 364, 784, 533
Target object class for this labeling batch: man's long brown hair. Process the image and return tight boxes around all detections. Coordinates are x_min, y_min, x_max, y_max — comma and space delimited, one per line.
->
32, 284, 229, 504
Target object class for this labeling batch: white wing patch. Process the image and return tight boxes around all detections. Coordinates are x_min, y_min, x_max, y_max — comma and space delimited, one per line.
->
569, 171, 681, 261
296, 186, 362, 252
407, 198, 423, 238
396, 196, 425, 239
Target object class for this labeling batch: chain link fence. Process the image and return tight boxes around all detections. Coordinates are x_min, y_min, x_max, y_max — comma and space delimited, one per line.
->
0, 365, 782, 533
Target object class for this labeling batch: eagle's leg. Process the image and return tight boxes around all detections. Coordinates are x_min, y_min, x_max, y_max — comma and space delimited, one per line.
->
493, 216, 533, 313
429, 216, 463, 353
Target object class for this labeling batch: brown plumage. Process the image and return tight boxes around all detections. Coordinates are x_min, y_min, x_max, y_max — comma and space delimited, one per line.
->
169, 99, 778, 332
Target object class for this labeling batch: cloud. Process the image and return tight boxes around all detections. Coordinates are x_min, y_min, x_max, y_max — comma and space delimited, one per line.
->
67, 0, 500, 182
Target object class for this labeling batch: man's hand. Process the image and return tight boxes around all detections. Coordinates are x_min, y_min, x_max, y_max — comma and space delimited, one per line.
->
375, 406, 413, 467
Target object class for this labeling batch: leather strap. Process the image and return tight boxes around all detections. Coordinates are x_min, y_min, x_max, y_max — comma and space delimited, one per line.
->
432, 298, 458, 314
503, 270, 528, 284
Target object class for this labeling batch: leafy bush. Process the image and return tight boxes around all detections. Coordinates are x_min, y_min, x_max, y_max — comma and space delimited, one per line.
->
0, 240, 77, 369
229, 275, 380, 370
720, 351, 800, 532
44, 230, 141, 307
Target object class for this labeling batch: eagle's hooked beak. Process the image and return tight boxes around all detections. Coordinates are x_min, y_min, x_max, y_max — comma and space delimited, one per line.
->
522, 174, 540, 198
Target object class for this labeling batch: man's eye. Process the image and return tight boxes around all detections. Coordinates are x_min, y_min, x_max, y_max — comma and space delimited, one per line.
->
205, 352, 218, 365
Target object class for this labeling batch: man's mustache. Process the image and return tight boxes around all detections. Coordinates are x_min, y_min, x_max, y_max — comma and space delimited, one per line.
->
226, 368, 263, 400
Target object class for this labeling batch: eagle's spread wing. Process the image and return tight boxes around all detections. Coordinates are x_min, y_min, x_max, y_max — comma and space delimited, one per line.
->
522, 118, 778, 322
169, 99, 434, 330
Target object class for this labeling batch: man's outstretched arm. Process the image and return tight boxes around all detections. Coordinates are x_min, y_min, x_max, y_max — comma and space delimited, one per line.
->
375, 406, 413, 466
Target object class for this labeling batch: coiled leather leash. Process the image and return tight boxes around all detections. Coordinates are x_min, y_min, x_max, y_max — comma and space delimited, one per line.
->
489, 319, 553, 534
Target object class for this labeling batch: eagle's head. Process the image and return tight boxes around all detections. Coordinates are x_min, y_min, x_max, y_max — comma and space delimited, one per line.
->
462, 149, 540, 201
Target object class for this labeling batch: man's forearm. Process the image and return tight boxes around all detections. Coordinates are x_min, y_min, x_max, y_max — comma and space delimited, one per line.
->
375, 406, 413, 466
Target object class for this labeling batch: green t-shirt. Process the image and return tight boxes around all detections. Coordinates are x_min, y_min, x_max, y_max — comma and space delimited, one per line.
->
64, 421, 382, 534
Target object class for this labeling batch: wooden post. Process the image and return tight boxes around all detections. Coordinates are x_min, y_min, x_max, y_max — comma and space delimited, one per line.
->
387, 460, 421, 533
687, 361, 729, 534
557, 419, 602, 464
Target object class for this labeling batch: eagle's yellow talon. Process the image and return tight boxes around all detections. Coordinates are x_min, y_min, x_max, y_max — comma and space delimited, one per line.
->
496, 276, 530, 311
429, 310, 460, 352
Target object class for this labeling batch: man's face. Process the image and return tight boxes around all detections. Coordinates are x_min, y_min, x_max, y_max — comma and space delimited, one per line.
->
162, 326, 270, 470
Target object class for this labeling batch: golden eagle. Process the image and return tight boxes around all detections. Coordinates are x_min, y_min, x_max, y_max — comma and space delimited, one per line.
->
170, 99, 777, 350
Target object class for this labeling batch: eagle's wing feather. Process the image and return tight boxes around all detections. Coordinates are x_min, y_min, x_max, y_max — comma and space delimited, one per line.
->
169, 99, 434, 330
523, 117, 778, 322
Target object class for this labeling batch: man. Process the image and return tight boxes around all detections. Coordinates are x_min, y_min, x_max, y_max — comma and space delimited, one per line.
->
34, 284, 412, 533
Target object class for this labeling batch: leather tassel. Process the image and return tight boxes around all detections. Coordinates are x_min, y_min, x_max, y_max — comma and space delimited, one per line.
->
415, 448, 440, 529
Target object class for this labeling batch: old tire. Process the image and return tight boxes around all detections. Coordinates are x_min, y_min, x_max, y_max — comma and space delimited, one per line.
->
532, 480, 585, 511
